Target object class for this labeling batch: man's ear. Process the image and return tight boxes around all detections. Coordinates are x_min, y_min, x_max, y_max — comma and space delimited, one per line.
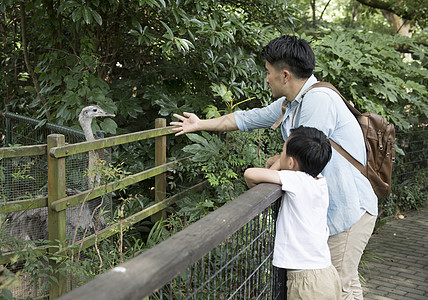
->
282, 69, 291, 83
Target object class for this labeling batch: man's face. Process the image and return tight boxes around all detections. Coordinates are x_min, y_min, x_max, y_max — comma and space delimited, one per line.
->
265, 61, 285, 99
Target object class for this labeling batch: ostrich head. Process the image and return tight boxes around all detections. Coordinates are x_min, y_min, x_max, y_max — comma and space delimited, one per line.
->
78, 105, 115, 141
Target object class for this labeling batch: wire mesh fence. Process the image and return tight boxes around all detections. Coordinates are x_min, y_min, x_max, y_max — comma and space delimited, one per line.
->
1, 110, 88, 199
0, 109, 112, 205
148, 201, 283, 300
1, 111, 112, 299
57, 183, 285, 300
394, 128, 428, 178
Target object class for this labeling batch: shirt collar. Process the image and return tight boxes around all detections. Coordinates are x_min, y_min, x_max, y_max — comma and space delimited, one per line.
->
292, 75, 318, 104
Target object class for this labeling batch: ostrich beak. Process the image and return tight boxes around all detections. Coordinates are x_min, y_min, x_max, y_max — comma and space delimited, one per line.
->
101, 112, 115, 118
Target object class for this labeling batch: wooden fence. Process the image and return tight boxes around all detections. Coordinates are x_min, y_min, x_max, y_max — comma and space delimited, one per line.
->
0, 118, 205, 299
57, 183, 285, 300
2, 119, 427, 299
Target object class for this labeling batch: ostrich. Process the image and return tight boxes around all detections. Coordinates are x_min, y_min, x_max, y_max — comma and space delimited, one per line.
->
2, 105, 116, 248
78, 105, 116, 187
77, 105, 115, 233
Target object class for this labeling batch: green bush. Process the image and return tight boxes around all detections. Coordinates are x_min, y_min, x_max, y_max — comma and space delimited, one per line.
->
312, 26, 428, 130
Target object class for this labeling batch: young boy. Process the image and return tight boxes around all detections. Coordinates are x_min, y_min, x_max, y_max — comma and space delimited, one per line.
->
244, 126, 341, 299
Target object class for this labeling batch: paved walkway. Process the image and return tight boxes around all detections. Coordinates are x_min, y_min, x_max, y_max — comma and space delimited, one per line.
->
361, 203, 428, 300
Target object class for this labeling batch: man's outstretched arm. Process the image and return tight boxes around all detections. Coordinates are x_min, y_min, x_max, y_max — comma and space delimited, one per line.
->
170, 112, 238, 136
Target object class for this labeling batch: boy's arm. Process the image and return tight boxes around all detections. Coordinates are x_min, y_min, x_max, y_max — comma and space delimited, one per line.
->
244, 168, 281, 188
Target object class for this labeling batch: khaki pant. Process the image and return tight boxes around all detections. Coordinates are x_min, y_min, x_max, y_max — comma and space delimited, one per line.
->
287, 265, 341, 300
328, 212, 377, 300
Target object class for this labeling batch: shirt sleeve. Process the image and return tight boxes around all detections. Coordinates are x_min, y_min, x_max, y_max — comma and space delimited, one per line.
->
234, 97, 285, 132
276, 170, 302, 194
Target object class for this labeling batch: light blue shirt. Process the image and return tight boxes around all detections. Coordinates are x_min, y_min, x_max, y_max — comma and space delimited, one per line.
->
234, 75, 378, 235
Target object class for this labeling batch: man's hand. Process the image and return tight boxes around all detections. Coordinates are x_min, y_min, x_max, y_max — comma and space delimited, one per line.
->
170, 112, 238, 135
170, 112, 201, 136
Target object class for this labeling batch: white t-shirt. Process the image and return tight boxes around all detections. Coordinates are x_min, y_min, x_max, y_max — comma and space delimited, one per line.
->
273, 170, 332, 270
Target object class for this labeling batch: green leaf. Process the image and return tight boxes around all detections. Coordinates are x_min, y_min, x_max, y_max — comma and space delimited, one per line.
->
183, 144, 202, 153
160, 21, 174, 39
186, 133, 208, 146
71, 6, 82, 23
91, 10, 102, 25
100, 118, 117, 135
64, 75, 78, 90
82, 6, 92, 24
58, 0, 79, 13
203, 105, 221, 119
35, 119, 48, 129
2, 288, 13, 300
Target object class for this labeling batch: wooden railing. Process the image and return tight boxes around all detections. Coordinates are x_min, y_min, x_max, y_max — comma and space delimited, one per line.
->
57, 183, 284, 300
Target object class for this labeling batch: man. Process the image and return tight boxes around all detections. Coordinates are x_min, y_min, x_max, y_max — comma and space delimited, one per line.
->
171, 35, 377, 299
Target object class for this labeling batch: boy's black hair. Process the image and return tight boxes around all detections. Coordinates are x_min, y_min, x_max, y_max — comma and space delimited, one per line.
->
286, 126, 332, 177
261, 35, 315, 79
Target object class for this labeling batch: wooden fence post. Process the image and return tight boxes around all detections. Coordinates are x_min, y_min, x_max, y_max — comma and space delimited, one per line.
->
153, 118, 167, 222
47, 134, 67, 299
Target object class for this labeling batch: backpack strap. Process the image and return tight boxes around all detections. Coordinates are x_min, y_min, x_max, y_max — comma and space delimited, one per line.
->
290, 81, 367, 173
309, 82, 362, 117
329, 139, 365, 175
271, 100, 288, 130
271, 81, 360, 130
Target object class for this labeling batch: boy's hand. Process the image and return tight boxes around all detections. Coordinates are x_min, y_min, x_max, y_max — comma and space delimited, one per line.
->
265, 155, 281, 170
244, 168, 281, 188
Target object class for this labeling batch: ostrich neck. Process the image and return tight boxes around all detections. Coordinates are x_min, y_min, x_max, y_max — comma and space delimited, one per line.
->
80, 120, 95, 141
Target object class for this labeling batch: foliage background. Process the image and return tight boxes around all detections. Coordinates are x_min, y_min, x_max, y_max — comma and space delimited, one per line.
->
1, 0, 428, 293
1, 0, 427, 234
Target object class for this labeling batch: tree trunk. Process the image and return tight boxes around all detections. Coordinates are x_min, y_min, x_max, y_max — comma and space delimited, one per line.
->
381, 10, 413, 37
311, 0, 316, 25
19, 3, 50, 119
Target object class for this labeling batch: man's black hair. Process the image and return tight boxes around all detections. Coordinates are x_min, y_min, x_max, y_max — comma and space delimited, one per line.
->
261, 35, 315, 79
286, 126, 332, 177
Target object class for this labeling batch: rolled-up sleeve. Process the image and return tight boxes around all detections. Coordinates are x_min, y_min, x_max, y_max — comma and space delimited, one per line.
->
234, 97, 285, 132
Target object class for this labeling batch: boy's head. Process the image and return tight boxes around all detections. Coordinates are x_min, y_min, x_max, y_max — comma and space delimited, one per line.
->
280, 126, 332, 177
261, 35, 315, 80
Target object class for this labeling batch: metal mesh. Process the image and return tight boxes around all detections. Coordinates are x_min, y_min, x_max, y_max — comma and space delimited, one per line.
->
394, 128, 428, 177
1, 111, 89, 200
1, 111, 113, 299
148, 200, 286, 300
2, 110, 86, 145
1, 110, 112, 206
1, 155, 47, 201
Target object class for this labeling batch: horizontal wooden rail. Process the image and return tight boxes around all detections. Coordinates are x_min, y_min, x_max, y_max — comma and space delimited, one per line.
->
57, 183, 282, 300
0, 144, 47, 158
0, 196, 48, 213
50, 156, 190, 212
0, 248, 48, 266
0, 181, 208, 265
58, 180, 209, 255
49, 126, 176, 158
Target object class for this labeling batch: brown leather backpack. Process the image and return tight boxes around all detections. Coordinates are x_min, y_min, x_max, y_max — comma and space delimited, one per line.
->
273, 82, 396, 199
